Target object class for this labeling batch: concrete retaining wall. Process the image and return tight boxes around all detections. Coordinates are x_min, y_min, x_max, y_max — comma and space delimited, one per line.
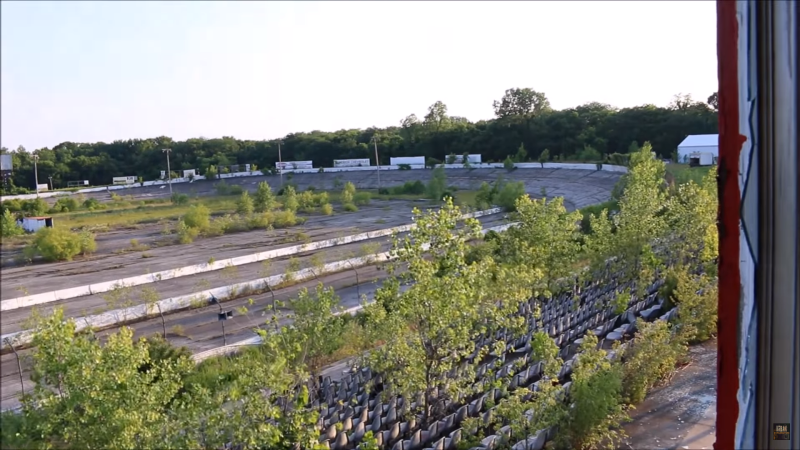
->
0, 164, 627, 202
0, 222, 517, 348
0, 208, 501, 312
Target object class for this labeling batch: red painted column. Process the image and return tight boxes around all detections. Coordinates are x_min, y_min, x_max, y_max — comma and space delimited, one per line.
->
715, 1, 746, 449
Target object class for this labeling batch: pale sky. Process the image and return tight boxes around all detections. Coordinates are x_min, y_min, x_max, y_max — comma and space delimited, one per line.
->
1, 1, 718, 151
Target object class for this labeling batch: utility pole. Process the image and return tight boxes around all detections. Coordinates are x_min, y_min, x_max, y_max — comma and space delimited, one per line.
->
48, 176, 53, 191
277, 140, 284, 188
162, 148, 173, 195
371, 136, 381, 190
32, 154, 40, 198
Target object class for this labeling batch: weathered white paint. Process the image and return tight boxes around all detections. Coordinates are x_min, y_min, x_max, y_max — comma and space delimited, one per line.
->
0, 208, 502, 311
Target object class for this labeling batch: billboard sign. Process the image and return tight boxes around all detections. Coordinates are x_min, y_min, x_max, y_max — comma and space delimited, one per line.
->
112, 176, 136, 185
334, 159, 371, 168
0, 154, 12, 172
390, 156, 425, 166
276, 161, 313, 170
36, 183, 49, 191
182, 169, 196, 178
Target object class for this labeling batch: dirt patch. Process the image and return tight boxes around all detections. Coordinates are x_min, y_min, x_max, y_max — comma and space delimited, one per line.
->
620, 339, 717, 450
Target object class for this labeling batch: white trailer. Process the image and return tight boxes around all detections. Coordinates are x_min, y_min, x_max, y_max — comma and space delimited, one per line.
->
390, 156, 425, 166
333, 159, 371, 167
112, 176, 136, 185
276, 161, 314, 170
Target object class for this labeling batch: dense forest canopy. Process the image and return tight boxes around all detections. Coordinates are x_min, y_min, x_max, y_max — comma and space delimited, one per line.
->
0, 90, 717, 190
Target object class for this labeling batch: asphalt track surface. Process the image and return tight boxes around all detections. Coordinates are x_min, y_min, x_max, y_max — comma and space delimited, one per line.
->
0, 200, 430, 300
0, 212, 508, 335
41, 168, 619, 211
0, 167, 620, 410
1, 168, 619, 297
0, 265, 397, 411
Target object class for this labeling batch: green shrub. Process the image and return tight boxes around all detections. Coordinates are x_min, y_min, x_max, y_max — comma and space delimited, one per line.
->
273, 210, 298, 228
426, 167, 447, 201
235, 191, 254, 215
320, 203, 334, 215
503, 156, 515, 171
22, 198, 49, 216
343, 203, 358, 212
254, 181, 276, 212
82, 197, 103, 211
622, 319, 685, 404
54, 197, 80, 212
558, 333, 629, 450
398, 164, 411, 170
0, 209, 23, 238
170, 193, 189, 205
353, 192, 371, 206
204, 165, 218, 180
1, 199, 23, 212
282, 186, 299, 212
182, 204, 211, 230
578, 145, 602, 162
229, 185, 244, 195
313, 192, 329, 207
297, 191, 316, 210
176, 220, 199, 244
495, 181, 526, 211
24, 227, 91, 262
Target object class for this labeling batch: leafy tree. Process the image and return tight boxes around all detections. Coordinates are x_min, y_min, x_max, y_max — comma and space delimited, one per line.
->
707, 91, 719, 111
609, 143, 668, 294
501, 196, 583, 298
254, 181, 276, 212
426, 167, 447, 201
514, 143, 528, 162
20, 308, 192, 449
1, 208, 23, 238
235, 191, 254, 215
493, 88, 551, 118
1, 95, 717, 187
282, 185, 299, 212
365, 199, 526, 425
557, 334, 629, 450
494, 180, 526, 212
261, 284, 345, 399
622, 319, 686, 404
538, 148, 550, 167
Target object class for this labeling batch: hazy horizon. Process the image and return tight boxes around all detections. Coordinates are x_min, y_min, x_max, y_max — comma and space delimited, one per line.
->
1, 1, 718, 151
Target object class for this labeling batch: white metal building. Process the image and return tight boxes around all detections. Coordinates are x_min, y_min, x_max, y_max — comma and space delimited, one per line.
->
676, 134, 719, 164
17, 216, 54, 233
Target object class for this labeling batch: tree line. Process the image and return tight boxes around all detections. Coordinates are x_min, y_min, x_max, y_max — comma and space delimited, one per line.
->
1, 144, 719, 449
0, 90, 717, 193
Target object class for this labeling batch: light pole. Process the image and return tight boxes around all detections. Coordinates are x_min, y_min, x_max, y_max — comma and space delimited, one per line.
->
32, 154, 40, 198
371, 136, 381, 190
48, 176, 53, 191
277, 140, 284, 188
162, 148, 173, 195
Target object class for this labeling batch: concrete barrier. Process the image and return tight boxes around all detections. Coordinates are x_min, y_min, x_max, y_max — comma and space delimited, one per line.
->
0, 164, 627, 202
0, 208, 501, 312
0, 222, 518, 348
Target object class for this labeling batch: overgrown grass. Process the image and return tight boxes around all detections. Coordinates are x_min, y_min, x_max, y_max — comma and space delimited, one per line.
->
665, 164, 713, 185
